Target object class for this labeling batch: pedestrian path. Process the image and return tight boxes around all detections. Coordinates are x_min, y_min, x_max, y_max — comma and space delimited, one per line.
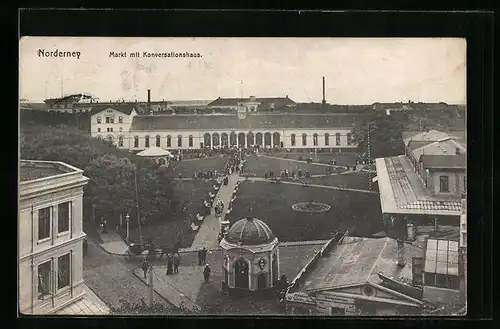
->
98, 231, 129, 255
189, 173, 243, 250
247, 177, 379, 194
257, 153, 365, 168
132, 266, 202, 312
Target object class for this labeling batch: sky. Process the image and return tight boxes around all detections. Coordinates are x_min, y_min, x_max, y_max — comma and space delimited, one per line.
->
19, 37, 466, 104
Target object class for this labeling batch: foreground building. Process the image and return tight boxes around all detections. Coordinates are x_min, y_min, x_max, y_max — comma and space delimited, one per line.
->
19, 160, 109, 315
374, 130, 466, 237
285, 234, 425, 316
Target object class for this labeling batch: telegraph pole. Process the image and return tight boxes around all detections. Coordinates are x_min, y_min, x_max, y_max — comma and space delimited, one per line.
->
148, 265, 153, 308
134, 165, 143, 245
367, 121, 372, 190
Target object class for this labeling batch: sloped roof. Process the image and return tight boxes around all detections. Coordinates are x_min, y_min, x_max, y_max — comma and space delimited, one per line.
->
296, 237, 423, 294
407, 140, 434, 151
136, 146, 172, 157
89, 104, 137, 116
19, 103, 49, 111
421, 154, 466, 169
130, 113, 358, 131
375, 156, 462, 216
402, 130, 454, 146
411, 138, 466, 161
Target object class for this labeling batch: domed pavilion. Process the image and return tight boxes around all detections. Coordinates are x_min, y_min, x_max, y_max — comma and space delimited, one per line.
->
219, 217, 280, 291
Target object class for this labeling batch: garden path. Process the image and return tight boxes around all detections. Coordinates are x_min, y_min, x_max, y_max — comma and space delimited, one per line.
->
188, 173, 243, 250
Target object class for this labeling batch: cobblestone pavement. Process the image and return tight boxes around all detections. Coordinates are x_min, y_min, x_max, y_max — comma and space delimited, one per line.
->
83, 239, 174, 312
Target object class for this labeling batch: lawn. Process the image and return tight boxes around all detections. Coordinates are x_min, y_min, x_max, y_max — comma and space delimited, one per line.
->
272, 152, 359, 166
227, 181, 383, 241
303, 172, 374, 190
167, 155, 230, 178
243, 155, 335, 177
127, 179, 218, 248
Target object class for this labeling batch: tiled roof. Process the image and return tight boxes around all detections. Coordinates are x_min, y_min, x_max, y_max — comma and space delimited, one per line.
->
401, 200, 461, 212
421, 154, 466, 169
375, 156, 462, 216
130, 113, 358, 131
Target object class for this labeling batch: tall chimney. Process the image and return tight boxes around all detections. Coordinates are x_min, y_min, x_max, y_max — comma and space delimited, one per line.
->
147, 89, 151, 114
322, 77, 326, 105
397, 239, 406, 267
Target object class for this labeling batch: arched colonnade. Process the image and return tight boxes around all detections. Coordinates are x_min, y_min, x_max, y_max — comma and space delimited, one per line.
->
202, 131, 282, 148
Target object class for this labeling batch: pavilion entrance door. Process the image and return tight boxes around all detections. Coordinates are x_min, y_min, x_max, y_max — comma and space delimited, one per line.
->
257, 272, 267, 290
234, 258, 249, 289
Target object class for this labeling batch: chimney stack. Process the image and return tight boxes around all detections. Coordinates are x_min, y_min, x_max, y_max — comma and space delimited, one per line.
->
397, 239, 406, 267
455, 147, 460, 155
322, 77, 326, 105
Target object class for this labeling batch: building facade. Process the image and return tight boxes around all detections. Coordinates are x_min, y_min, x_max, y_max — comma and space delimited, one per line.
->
19, 160, 91, 314
89, 102, 359, 152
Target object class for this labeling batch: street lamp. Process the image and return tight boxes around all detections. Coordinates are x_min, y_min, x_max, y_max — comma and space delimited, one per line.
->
126, 213, 130, 244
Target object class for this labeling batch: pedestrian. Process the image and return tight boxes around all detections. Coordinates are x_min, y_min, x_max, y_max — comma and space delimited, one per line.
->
103, 220, 108, 234
167, 254, 174, 275
201, 247, 207, 264
173, 253, 180, 274
198, 248, 203, 265
141, 258, 149, 279
203, 264, 211, 283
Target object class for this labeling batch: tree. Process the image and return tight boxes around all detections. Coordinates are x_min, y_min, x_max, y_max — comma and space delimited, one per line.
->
20, 123, 175, 228
351, 112, 407, 159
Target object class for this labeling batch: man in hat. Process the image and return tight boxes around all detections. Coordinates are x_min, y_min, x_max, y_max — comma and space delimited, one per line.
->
203, 264, 211, 283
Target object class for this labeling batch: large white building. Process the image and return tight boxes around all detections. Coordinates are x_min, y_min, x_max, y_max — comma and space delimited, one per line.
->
19, 160, 109, 315
89, 96, 359, 152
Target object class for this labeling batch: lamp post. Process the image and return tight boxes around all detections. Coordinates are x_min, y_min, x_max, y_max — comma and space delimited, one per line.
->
126, 213, 130, 244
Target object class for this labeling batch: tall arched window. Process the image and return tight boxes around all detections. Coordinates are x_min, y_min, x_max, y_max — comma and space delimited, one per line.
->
156, 135, 161, 147
346, 133, 352, 146
107, 135, 114, 143
324, 133, 330, 146
177, 135, 183, 147
166, 135, 171, 147
96, 116, 101, 123
313, 133, 318, 146
189, 135, 193, 147
291, 134, 296, 146
336, 133, 341, 146
118, 135, 124, 147
134, 136, 139, 148
302, 133, 307, 146
145, 135, 150, 148
96, 135, 102, 140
